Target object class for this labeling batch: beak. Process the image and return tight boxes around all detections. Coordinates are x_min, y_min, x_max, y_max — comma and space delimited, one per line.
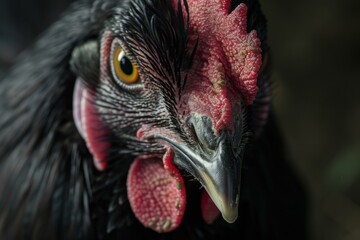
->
155, 115, 243, 223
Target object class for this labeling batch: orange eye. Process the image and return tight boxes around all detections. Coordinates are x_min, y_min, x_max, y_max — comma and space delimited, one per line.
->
112, 47, 139, 84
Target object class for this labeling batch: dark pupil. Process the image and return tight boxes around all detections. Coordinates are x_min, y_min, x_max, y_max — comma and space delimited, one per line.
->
120, 56, 133, 75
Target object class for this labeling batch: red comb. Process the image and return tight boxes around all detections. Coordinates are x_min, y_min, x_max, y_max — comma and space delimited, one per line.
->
183, 0, 262, 104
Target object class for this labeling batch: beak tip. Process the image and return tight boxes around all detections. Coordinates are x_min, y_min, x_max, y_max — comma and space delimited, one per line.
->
222, 212, 238, 223
220, 204, 239, 223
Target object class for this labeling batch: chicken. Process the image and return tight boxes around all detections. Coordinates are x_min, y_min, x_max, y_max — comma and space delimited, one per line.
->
0, 0, 307, 239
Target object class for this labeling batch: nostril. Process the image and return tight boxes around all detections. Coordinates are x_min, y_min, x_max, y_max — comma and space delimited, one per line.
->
187, 115, 217, 151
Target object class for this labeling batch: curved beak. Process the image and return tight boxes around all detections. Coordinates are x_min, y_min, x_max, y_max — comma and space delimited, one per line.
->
155, 115, 243, 223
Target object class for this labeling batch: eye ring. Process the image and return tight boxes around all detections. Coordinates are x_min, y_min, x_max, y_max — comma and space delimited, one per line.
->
111, 44, 140, 85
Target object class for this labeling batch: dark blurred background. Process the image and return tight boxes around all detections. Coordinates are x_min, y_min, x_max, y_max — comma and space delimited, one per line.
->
262, 1, 360, 239
1, 0, 359, 239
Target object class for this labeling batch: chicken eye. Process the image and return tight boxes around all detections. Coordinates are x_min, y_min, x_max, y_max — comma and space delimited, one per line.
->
112, 47, 139, 84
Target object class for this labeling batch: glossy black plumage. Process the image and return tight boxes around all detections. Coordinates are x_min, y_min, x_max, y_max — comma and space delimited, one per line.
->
0, 0, 308, 239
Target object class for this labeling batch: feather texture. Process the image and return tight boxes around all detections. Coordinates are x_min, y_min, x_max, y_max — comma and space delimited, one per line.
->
0, 0, 307, 239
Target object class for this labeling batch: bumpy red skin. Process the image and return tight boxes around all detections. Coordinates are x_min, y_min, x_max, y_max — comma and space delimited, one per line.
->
180, 0, 262, 134
78, 0, 262, 233
127, 151, 186, 233
131, 0, 262, 232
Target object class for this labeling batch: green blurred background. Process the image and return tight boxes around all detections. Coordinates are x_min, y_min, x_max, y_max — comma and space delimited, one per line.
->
1, 0, 359, 239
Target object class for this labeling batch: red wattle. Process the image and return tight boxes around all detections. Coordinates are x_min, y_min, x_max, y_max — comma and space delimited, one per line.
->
127, 155, 186, 233
201, 190, 221, 224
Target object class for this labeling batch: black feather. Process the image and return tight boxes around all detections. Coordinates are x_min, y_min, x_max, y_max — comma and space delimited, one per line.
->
0, 0, 115, 239
70, 40, 100, 89
0, 0, 308, 239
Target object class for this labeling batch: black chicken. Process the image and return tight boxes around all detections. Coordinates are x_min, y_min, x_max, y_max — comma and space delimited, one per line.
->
0, 0, 307, 239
